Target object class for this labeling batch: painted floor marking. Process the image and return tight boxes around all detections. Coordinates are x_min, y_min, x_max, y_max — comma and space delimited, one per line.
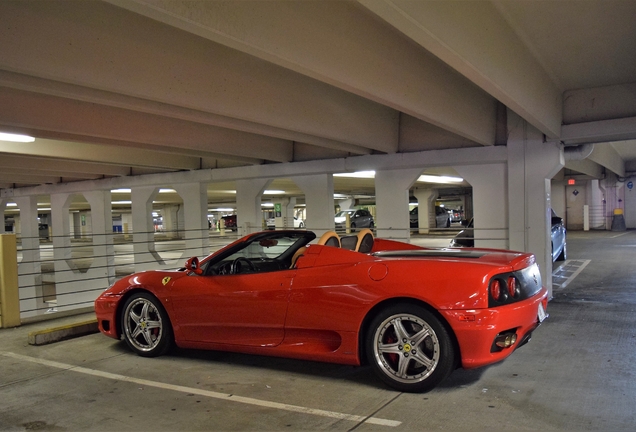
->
2, 352, 400, 427
552, 259, 591, 290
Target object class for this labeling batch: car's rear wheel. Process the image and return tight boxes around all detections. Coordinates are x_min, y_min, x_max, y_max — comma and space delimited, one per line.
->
366, 304, 455, 392
121, 292, 173, 357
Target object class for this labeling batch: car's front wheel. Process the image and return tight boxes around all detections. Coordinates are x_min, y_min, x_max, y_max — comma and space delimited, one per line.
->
366, 304, 455, 392
121, 292, 173, 357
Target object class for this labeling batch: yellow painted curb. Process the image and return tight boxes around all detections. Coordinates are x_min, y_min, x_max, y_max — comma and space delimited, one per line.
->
28, 319, 99, 346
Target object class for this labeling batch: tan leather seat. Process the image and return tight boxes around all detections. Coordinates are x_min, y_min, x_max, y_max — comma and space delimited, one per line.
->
290, 246, 307, 268
355, 228, 374, 253
317, 230, 341, 247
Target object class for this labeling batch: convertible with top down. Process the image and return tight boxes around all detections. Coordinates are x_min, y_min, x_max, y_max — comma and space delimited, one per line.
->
95, 229, 548, 392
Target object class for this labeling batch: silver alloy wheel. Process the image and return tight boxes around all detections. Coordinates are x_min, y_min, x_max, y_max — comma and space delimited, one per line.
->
372, 313, 440, 384
123, 297, 164, 352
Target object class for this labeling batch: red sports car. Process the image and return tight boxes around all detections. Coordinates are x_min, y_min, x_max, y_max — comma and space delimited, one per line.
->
95, 229, 548, 392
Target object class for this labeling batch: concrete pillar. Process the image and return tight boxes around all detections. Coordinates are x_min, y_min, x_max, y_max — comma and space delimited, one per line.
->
336, 197, 354, 211
293, 174, 335, 237
285, 197, 297, 228
375, 168, 422, 241
0, 199, 5, 234
84, 190, 115, 286
162, 205, 180, 238
454, 164, 508, 249
12, 196, 44, 317
236, 178, 270, 236
51, 193, 77, 273
131, 186, 164, 270
272, 197, 296, 228
507, 110, 564, 298
412, 188, 437, 234
173, 182, 210, 258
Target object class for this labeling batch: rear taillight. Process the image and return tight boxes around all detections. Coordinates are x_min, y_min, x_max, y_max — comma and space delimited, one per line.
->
490, 279, 503, 301
507, 276, 517, 298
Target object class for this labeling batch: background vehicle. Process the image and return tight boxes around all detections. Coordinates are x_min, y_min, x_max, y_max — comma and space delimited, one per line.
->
221, 215, 237, 231
551, 209, 567, 261
409, 206, 451, 228
334, 209, 374, 231
435, 206, 451, 228
449, 218, 474, 247
451, 212, 567, 263
266, 216, 305, 229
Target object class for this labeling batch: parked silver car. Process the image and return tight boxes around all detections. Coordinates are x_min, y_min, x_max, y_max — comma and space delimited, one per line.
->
335, 209, 374, 231
551, 209, 567, 261
450, 210, 567, 263
409, 206, 451, 228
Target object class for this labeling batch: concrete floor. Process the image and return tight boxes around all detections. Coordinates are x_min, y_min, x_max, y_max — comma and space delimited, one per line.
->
1, 230, 635, 431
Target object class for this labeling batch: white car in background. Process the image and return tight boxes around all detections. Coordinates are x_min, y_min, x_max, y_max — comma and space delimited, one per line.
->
266, 216, 305, 229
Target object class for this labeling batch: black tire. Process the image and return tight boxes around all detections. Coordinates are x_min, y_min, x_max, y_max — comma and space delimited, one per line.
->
445, 219, 451, 228
121, 292, 173, 357
366, 304, 455, 393
350, 222, 356, 232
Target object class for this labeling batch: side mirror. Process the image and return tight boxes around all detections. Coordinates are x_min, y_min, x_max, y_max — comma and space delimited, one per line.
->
184, 256, 202, 275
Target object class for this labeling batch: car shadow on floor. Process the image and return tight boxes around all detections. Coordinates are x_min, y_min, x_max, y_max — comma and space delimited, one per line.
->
111, 340, 489, 393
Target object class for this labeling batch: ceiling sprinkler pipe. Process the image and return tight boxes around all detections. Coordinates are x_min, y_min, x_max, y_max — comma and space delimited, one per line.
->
564, 143, 594, 161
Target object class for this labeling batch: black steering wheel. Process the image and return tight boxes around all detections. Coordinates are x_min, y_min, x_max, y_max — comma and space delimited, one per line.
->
231, 257, 257, 274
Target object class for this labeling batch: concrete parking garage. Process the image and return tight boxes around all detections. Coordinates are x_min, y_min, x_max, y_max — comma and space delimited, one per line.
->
1, 230, 634, 431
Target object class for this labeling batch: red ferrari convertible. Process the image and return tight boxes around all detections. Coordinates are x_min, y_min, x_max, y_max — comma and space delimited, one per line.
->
95, 229, 548, 392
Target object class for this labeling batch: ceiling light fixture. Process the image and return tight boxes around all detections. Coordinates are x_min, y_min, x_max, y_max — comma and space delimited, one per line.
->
0, 132, 35, 142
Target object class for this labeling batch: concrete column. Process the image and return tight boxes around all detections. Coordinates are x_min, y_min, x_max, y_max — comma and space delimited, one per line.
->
507, 110, 564, 298
375, 168, 422, 241
336, 197, 354, 210
412, 188, 437, 234
285, 197, 297, 228
84, 190, 115, 286
236, 178, 270, 236
173, 182, 210, 258
293, 174, 335, 237
272, 197, 296, 228
12, 196, 44, 317
454, 164, 508, 249
162, 205, 179, 238
131, 186, 164, 270
0, 199, 5, 234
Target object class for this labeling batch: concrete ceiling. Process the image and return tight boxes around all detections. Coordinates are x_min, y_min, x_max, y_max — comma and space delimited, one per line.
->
1, 0, 635, 197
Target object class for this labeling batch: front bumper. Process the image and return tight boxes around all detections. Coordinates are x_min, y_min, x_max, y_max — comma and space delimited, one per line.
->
94, 293, 122, 339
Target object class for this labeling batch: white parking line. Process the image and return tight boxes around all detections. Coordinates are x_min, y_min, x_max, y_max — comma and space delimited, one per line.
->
552, 259, 591, 290
2, 352, 401, 428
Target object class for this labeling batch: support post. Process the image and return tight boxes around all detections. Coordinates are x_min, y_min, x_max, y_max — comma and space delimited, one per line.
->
0, 234, 21, 328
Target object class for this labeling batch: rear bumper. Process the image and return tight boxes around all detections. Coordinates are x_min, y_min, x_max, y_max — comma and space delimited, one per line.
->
441, 287, 548, 369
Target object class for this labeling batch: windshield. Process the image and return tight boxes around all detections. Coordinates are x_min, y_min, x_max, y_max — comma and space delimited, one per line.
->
225, 235, 300, 261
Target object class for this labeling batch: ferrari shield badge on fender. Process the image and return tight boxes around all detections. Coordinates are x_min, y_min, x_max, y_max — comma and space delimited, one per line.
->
162, 277, 171, 286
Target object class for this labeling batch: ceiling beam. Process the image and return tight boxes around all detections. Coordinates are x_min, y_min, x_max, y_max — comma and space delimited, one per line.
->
0, 154, 131, 177
104, 0, 494, 146
561, 117, 636, 145
0, 86, 292, 163
359, 0, 562, 139
0, 70, 372, 157
0, 1, 395, 154
0, 138, 200, 170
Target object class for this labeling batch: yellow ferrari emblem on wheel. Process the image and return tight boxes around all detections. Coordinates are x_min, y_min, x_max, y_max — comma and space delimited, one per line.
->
162, 277, 171, 286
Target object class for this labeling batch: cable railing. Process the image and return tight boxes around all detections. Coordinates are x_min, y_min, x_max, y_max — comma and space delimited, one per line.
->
10, 228, 239, 320
5, 223, 508, 322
